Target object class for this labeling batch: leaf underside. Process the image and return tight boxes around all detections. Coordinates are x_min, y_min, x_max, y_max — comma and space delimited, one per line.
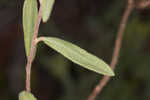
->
19, 91, 37, 100
23, 0, 38, 58
40, 37, 114, 76
42, 0, 55, 22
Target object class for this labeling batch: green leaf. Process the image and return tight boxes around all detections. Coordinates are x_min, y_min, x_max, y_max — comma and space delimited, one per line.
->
19, 91, 37, 100
23, 0, 38, 57
40, 37, 114, 76
41, 0, 55, 22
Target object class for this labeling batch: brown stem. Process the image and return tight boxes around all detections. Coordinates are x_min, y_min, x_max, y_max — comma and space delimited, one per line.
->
137, 0, 150, 9
25, 6, 42, 92
87, 0, 134, 100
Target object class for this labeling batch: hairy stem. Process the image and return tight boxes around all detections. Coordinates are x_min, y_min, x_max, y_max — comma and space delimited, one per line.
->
25, 6, 42, 92
87, 0, 134, 100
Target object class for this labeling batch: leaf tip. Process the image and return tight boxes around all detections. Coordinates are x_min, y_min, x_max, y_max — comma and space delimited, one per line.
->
108, 70, 115, 76
42, 17, 48, 23
104, 67, 115, 76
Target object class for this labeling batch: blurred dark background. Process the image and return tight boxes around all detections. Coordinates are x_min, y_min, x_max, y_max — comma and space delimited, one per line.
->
1, 0, 150, 100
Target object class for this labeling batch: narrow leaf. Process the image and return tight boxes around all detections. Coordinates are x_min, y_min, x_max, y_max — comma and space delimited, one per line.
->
19, 91, 37, 100
40, 37, 114, 76
23, 0, 38, 57
41, 0, 55, 22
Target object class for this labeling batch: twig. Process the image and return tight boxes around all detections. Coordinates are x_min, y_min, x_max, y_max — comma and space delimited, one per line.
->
87, 0, 135, 100
137, 0, 150, 9
25, 5, 42, 92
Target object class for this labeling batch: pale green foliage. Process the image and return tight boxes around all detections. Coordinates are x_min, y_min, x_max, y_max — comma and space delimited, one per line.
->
19, 91, 37, 100
40, 37, 114, 76
23, 0, 114, 77
41, 0, 55, 22
23, 0, 38, 57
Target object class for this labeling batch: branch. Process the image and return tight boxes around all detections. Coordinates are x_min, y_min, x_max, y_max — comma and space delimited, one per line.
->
87, 0, 135, 100
137, 0, 150, 9
25, 5, 42, 92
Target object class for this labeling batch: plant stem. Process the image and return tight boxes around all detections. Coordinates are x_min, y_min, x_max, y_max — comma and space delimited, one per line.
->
87, 0, 134, 100
137, 0, 150, 9
26, 6, 42, 92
